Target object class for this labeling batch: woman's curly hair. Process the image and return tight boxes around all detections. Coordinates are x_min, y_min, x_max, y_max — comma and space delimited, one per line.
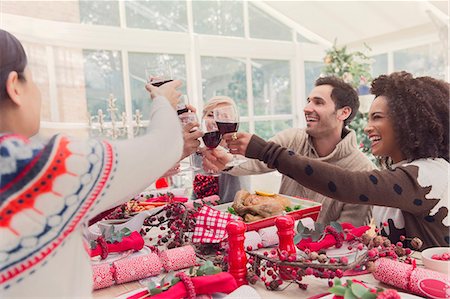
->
371, 71, 449, 162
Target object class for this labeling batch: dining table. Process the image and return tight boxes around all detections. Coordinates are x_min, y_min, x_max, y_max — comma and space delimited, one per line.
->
90, 186, 427, 299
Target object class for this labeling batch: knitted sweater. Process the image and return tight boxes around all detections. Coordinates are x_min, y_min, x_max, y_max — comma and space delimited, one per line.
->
228, 128, 376, 226
0, 97, 183, 297
246, 135, 449, 249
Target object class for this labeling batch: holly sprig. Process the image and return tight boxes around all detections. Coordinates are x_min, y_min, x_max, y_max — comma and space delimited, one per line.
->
329, 278, 390, 299
147, 260, 221, 295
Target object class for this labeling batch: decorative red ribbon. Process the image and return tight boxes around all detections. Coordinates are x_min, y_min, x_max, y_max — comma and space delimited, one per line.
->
126, 272, 237, 299
90, 231, 144, 258
297, 223, 370, 252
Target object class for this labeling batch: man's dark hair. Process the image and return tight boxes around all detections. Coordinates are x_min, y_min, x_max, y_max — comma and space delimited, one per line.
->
0, 29, 27, 101
315, 76, 360, 127
371, 71, 449, 162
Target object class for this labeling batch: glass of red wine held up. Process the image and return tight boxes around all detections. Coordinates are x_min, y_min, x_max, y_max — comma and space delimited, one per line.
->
200, 118, 222, 176
213, 105, 245, 167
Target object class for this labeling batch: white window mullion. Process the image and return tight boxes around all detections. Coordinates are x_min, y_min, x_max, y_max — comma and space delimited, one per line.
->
293, 43, 306, 129
387, 51, 394, 74
185, 0, 201, 113
46, 45, 59, 122
245, 57, 255, 134
118, 0, 127, 29
243, 1, 250, 39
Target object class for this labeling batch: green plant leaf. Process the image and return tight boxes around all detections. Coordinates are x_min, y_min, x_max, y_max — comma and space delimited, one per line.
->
351, 283, 369, 297
294, 233, 303, 244
330, 222, 343, 233
121, 227, 131, 237
147, 281, 156, 290
296, 221, 305, 233
334, 278, 342, 286
311, 230, 322, 242
344, 288, 358, 299
329, 285, 346, 296
189, 266, 195, 275
170, 277, 180, 286
361, 292, 377, 299
314, 222, 324, 234
149, 287, 163, 295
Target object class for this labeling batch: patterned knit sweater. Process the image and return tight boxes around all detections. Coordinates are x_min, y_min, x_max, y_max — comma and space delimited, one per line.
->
228, 128, 376, 226
0, 97, 183, 297
246, 135, 449, 249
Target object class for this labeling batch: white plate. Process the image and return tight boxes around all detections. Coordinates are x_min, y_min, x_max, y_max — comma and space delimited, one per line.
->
320, 292, 423, 299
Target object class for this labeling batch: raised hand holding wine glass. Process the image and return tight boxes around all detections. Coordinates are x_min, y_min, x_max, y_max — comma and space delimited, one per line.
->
213, 105, 245, 166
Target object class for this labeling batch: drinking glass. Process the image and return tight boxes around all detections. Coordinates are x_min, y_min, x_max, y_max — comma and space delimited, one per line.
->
213, 105, 245, 166
179, 95, 200, 172
198, 118, 221, 176
144, 60, 173, 86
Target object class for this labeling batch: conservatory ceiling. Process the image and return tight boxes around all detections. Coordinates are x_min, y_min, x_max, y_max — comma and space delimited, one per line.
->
263, 1, 449, 46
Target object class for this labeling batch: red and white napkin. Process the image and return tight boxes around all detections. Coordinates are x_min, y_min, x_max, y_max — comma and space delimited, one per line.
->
192, 206, 236, 243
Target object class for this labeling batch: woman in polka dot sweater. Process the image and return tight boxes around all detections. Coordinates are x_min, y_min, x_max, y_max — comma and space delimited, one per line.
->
213, 72, 449, 249
0, 30, 183, 297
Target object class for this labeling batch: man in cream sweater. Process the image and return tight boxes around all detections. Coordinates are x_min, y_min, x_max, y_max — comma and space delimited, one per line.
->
206, 76, 376, 226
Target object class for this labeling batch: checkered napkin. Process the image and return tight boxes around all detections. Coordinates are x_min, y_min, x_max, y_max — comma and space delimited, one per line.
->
192, 206, 236, 243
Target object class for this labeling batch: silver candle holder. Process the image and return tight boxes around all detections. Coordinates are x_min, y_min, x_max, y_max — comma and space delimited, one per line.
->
88, 94, 145, 139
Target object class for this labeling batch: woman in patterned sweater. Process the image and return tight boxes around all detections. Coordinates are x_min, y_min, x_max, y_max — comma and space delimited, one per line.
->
209, 72, 449, 249
0, 30, 183, 297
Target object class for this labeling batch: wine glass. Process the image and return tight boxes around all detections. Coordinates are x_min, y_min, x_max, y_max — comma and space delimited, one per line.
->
213, 105, 245, 166
144, 60, 173, 86
198, 118, 221, 176
179, 95, 200, 172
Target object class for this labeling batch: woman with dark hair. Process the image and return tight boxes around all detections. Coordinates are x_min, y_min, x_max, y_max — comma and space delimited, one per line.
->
0, 29, 183, 296
208, 71, 449, 249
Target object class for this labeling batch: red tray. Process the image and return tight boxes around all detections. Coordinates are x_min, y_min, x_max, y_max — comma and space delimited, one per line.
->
213, 195, 322, 231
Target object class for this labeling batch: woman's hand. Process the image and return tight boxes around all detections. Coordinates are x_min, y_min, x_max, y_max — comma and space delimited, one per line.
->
201, 147, 232, 172
145, 79, 182, 109
182, 122, 203, 159
222, 132, 252, 156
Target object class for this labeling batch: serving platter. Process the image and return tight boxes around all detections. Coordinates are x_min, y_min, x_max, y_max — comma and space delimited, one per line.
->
213, 194, 322, 231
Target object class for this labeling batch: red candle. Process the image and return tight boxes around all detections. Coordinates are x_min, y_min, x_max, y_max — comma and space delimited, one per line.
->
226, 220, 248, 286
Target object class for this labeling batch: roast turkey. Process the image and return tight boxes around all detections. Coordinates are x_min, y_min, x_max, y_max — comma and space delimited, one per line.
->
232, 190, 291, 222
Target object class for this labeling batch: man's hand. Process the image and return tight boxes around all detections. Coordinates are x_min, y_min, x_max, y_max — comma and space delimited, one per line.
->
145, 80, 182, 109
222, 132, 252, 156
201, 147, 233, 172
182, 122, 203, 159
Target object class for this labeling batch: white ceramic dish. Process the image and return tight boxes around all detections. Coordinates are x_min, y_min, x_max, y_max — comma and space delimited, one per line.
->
421, 247, 450, 274
320, 292, 423, 299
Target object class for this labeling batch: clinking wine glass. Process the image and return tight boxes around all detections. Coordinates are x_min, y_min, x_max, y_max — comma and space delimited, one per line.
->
200, 118, 221, 176
213, 105, 245, 166
144, 60, 173, 87
178, 95, 200, 172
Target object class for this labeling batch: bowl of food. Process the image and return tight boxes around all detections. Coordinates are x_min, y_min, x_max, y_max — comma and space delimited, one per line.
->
214, 190, 322, 231
421, 247, 450, 274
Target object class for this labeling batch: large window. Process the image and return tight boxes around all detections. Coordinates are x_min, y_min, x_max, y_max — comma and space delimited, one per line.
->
192, 0, 244, 37
393, 43, 446, 79
3, 0, 443, 142
125, 1, 188, 32
201, 56, 248, 116
83, 50, 125, 121
252, 59, 291, 116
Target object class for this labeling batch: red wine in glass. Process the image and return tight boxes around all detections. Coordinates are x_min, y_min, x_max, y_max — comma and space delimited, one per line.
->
216, 121, 239, 135
202, 131, 222, 149
151, 79, 173, 87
